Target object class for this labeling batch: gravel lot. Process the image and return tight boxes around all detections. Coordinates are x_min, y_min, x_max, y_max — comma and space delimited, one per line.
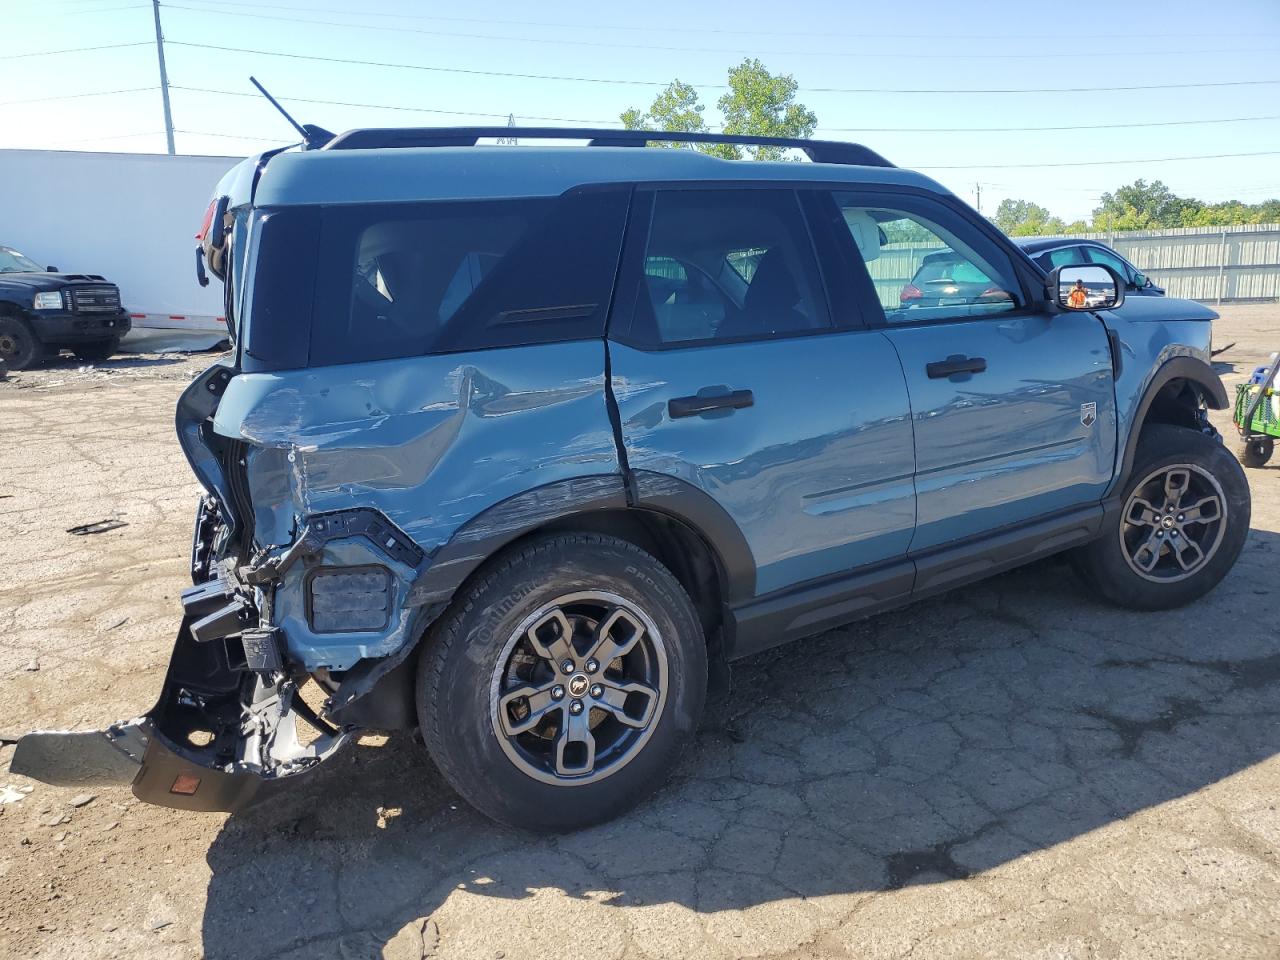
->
1, 305, 1278, 960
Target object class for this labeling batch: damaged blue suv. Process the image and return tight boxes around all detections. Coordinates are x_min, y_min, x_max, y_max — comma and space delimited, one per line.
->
14, 128, 1249, 831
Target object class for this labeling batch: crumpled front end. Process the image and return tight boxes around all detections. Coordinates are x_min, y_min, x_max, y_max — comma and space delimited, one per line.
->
10, 363, 358, 811
11, 330, 622, 811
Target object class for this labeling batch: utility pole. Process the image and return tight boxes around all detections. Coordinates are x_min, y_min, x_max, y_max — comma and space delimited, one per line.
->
974, 182, 982, 215
151, 0, 176, 155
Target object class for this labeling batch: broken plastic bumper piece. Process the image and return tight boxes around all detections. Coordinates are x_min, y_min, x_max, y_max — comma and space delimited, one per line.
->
10, 605, 351, 812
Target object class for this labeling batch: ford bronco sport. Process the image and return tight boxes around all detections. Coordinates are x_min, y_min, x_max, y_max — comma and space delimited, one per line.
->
12, 129, 1249, 832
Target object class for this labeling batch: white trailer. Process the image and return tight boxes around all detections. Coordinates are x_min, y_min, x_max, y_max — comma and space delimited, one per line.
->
0, 149, 239, 348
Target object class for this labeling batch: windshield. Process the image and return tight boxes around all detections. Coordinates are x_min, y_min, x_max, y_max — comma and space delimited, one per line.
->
0, 247, 44, 273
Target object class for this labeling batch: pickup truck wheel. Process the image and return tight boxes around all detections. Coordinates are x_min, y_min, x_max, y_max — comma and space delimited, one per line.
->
1074, 424, 1250, 610
71, 338, 121, 362
1237, 436, 1274, 468
0, 316, 41, 370
417, 533, 706, 832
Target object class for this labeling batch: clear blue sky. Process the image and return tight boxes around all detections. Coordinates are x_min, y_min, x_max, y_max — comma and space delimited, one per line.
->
2, 0, 1278, 221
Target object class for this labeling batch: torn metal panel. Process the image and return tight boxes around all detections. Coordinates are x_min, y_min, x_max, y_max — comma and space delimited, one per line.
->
212, 341, 619, 551
199, 342, 621, 672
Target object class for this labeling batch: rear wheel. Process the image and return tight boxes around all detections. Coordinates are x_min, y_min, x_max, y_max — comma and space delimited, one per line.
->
417, 533, 706, 831
1237, 436, 1274, 468
1074, 424, 1250, 610
0, 316, 41, 370
72, 338, 120, 362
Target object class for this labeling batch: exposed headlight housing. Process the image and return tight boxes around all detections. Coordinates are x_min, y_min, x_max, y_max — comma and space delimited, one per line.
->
32, 291, 64, 310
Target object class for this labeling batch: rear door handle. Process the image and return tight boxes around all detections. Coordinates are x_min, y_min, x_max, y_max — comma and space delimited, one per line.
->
668, 389, 754, 419
926, 355, 987, 379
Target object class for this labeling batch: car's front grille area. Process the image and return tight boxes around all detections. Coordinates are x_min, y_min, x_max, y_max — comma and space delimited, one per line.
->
69, 285, 120, 313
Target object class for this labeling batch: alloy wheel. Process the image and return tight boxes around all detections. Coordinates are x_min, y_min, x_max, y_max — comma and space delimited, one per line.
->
1120, 463, 1228, 583
489, 591, 667, 786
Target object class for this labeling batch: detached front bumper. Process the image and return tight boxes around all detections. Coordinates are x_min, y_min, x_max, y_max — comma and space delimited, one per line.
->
11, 716, 264, 813
10, 610, 351, 813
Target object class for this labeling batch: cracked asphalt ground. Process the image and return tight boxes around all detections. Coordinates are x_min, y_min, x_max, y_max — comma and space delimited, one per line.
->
1, 305, 1278, 960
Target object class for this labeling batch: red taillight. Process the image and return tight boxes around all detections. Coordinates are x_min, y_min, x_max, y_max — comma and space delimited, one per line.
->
900, 283, 923, 303
195, 200, 217, 242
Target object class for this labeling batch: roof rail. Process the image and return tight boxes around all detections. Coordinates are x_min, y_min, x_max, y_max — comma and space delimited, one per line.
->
321, 126, 894, 167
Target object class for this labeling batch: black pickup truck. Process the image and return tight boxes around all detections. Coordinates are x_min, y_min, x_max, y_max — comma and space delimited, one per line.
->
0, 245, 131, 370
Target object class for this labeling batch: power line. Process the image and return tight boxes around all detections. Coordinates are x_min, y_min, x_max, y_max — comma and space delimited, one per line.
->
164, 122, 1280, 171
824, 115, 1280, 134
175, 128, 291, 142
157, 3, 1280, 60
0, 86, 157, 108
15, 3, 150, 14
163, 0, 1280, 41
171, 86, 618, 124
165, 42, 1280, 95
0, 41, 151, 61
44, 130, 164, 147
170, 86, 1280, 136
917, 151, 1280, 170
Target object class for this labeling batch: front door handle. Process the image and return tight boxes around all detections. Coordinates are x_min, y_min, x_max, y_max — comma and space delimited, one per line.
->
668, 389, 754, 419
926, 355, 987, 379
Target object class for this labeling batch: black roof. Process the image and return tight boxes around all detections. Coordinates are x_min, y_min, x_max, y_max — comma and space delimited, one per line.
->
321, 126, 894, 167
1010, 236, 1105, 253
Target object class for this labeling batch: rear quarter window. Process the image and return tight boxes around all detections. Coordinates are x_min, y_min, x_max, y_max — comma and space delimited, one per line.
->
307, 187, 630, 366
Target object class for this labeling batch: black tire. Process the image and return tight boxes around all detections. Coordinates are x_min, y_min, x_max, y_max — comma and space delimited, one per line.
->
1074, 424, 1250, 611
417, 533, 707, 832
72, 338, 120, 362
0, 315, 42, 370
1237, 436, 1274, 468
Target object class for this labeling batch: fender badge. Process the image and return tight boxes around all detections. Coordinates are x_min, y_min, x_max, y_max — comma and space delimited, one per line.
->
1080, 402, 1097, 427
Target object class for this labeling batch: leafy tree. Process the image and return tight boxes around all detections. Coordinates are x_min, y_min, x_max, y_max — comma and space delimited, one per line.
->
715, 59, 817, 160
1091, 179, 1202, 230
1179, 198, 1280, 227
619, 59, 816, 160
993, 198, 1065, 236
620, 80, 707, 147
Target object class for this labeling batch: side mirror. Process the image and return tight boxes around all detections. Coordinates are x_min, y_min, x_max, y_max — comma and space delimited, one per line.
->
46, 265, 58, 273
1132, 271, 1149, 289
1049, 263, 1124, 312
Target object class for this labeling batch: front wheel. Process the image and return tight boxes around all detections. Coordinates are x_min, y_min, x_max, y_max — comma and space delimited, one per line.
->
417, 533, 707, 832
1074, 424, 1250, 610
0, 316, 41, 370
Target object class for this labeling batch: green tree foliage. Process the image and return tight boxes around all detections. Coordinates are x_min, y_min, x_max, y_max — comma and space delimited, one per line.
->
993, 199, 1066, 236
620, 59, 816, 160
620, 81, 707, 146
715, 59, 817, 160
990, 183, 1278, 237
1088, 180, 1280, 230
1091, 179, 1201, 230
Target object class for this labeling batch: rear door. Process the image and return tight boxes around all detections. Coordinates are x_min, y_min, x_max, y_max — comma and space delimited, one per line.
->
826, 190, 1117, 553
607, 186, 916, 598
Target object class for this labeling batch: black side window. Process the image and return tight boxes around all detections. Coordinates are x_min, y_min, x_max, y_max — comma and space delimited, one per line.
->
622, 188, 829, 347
1038, 246, 1088, 271
309, 188, 629, 366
